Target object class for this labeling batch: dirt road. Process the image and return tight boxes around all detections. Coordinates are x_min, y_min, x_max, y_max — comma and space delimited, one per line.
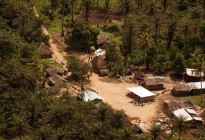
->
32, 2, 67, 68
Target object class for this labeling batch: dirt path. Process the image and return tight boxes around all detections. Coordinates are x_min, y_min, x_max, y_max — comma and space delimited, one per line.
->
32, 2, 67, 68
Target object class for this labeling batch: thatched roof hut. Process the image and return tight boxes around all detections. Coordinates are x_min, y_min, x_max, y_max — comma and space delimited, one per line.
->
92, 56, 108, 72
172, 83, 192, 96
48, 86, 61, 94
48, 74, 67, 87
97, 34, 110, 46
38, 43, 53, 59
143, 76, 165, 90
163, 100, 195, 117
44, 67, 63, 77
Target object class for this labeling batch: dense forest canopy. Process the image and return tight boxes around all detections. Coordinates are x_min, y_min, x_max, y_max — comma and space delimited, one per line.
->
36, 0, 205, 74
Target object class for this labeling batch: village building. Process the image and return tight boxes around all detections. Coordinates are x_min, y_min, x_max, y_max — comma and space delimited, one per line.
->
47, 86, 61, 94
188, 81, 205, 95
163, 100, 195, 117
127, 86, 155, 102
38, 43, 53, 59
92, 56, 109, 76
48, 74, 67, 87
143, 76, 165, 90
173, 108, 203, 123
172, 83, 192, 96
78, 89, 103, 103
96, 34, 110, 48
184, 68, 204, 82
44, 67, 63, 77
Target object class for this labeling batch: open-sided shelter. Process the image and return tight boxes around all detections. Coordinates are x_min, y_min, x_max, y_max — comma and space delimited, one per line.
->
127, 86, 155, 102
143, 76, 165, 90
184, 68, 204, 82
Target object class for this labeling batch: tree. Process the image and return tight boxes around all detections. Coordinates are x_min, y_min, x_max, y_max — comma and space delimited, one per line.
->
84, 0, 92, 22
122, 14, 137, 66
138, 31, 154, 70
172, 53, 187, 73
8, 114, 32, 140
112, 110, 126, 129
189, 49, 205, 103
71, 21, 99, 50
96, 104, 109, 124
67, 55, 92, 87
149, 125, 162, 140
173, 115, 187, 140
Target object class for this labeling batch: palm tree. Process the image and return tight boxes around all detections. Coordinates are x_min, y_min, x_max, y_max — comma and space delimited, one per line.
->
189, 49, 205, 103
138, 31, 154, 70
122, 127, 132, 140
149, 125, 162, 140
172, 115, 187, 140
8, 114, 32, 140
96, 104, 109, 124
112, 110, 125, 129
36, 125, 52, 140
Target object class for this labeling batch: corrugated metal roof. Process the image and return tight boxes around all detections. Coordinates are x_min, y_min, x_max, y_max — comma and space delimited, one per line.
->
188, 82, 205, 89
173, 108, 193, 121
127, 86, 155, 98
186, 68, 204, 77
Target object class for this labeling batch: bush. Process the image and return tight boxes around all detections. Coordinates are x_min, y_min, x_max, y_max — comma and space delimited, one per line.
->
102, 24, 121, 33
192, 128, 205, 139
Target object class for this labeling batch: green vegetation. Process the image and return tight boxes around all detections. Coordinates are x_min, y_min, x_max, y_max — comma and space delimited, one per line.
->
1, 0, 205, 139
67, 54, 92, 87
179, 95, 205, 108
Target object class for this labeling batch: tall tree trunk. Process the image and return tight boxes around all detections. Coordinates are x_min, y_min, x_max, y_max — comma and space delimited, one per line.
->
200, 72, 203, 103
167, 22, 176, 49
178, 127, 181, 140
163, 0, 168, 11
144, 50, 147, 71
85, 0, 89, 22
61, 4, 65, 37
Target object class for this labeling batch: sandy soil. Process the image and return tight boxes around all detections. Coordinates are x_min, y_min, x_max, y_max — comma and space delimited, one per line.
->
89, 74, 164, 131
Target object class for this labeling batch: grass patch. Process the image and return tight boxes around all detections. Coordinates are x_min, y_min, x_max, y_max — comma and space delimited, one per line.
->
179, 94, 205, 108
100, 76, 121, 84
38, 59, 62, 69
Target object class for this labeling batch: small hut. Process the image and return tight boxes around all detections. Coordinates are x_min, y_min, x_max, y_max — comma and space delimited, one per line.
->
44, 67, 63, 77
163, 100, 195, 117
47, 86, 61, 94
172, 83, 192, 96
92, 56, 109, 75
143, 76, 165, 90
188, 82, 205, 95
97, 34, 110, 47
127, 86, 155, 102
184, 68, 204, 82
38, 43, 53, 59
48, 74, 67, 87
